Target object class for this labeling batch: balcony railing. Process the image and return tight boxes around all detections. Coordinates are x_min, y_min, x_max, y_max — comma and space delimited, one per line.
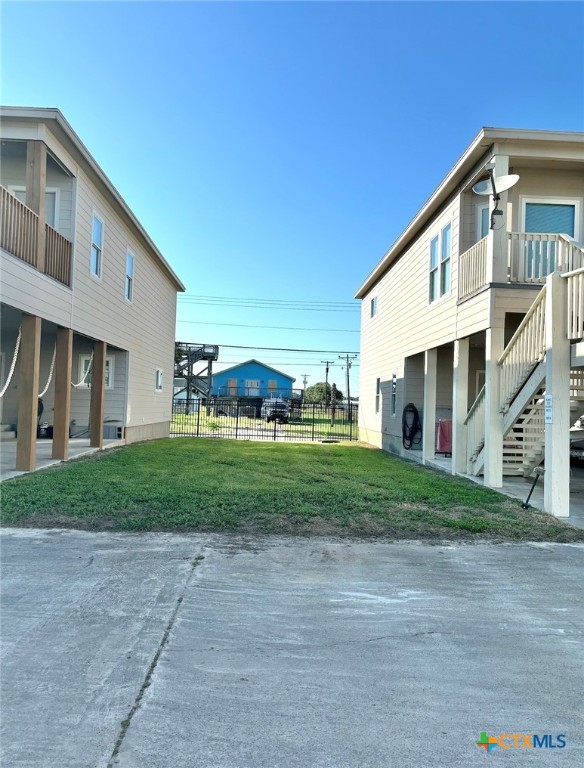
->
458, 236, 487, 300
507, 232, 583, 283
0, 185, 72, 287
458, 232, 584, 300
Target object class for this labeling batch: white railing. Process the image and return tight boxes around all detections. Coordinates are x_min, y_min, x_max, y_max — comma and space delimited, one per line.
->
458, 236, 488, 300
563, 267, 584, 341
507, 232, 584, 283
498, 285, 547, 409
464, 385, 485, 467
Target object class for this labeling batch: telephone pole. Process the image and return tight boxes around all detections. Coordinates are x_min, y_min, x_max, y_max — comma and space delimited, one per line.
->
339, 353, 358, 421
302, 374, 310, 399
320, 361, 334, 406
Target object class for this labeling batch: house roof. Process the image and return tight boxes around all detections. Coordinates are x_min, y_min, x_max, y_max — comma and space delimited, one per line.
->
0, 106, 185, 292
355, 126, 584, 299
214, 359, 296, 382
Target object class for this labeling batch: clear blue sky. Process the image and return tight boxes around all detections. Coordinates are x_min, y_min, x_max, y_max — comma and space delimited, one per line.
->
2, 1, 583, 394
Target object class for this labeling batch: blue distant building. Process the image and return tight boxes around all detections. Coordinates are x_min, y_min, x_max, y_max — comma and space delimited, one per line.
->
211, 359, 296, 399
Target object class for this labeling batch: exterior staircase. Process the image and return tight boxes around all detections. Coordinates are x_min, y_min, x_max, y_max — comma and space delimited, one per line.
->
465, 264, 584, 476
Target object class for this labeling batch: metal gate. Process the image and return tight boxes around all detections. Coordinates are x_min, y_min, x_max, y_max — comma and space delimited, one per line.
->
171, 398, 358, 442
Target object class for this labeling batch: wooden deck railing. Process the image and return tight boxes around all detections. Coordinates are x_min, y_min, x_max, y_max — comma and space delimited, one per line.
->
507, 232, 583, 283
458, 236, 488, 300
498, 285, 547, 409
464, 385, 485, 469
0, 185, 39, 267
45, 222, 72, 286
563, 267, 584, 341
0, 185, 72, 287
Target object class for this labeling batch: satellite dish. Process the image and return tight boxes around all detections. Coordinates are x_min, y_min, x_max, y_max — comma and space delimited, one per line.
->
472, 173, 520, 196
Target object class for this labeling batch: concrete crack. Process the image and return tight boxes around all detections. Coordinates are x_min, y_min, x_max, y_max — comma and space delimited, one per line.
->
106, 551, 205, 767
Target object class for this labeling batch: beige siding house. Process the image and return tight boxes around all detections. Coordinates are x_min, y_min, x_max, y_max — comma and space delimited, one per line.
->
356, 127, 584, 518
0, 107, 185, 472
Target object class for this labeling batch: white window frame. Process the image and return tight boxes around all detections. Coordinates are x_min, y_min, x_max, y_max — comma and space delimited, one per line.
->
78, 354, 114, 389
125, 250, 134, 302
375, 377, 381, 414
520, 196, 581, 240
390, 373, 397, 418
91, 212, 104, 279
429, 222, 452, 304
155, 369, 164, 392
7, 185, 60, 228
477, 203, 490, 241
370, 296, 378, 318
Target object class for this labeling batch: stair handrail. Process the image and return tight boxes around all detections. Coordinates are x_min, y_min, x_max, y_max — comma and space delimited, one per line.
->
562, 265, 584, 341
498, 285, 547, 409
464, 384, 486, 464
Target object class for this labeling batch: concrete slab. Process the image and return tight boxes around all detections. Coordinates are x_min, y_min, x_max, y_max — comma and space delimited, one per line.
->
0, 438, 124, 482
3, 531, 581, 767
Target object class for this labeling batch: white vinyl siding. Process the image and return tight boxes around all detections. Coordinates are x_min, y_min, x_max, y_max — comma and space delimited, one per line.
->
440, 223, 451, 296
91, 214, 104, 278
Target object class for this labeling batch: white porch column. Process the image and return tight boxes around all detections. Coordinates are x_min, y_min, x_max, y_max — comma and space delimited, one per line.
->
452, 337, 470, 475
484, 327, 505, 488
485, 154, 509, 285
544, 272, 570, 517
423, 348, 437, 464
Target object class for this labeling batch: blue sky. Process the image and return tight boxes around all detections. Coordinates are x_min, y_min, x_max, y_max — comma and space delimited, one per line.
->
2, 1, 583, 394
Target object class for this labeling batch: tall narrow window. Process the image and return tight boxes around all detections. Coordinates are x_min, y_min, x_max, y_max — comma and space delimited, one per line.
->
155, 369, 163, 392
429, 236, 439, 302
125, 252, 134, 301
440, 223, 451, 295
91, 214, 103, 277
370, 297, 378, 317
375, 377, 381, 414
391, 373, 397, 417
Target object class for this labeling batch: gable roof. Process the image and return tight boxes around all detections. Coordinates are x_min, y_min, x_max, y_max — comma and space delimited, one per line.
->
355, 126, 584, 299
0, 106, 185, 292
214, 359, 296, 382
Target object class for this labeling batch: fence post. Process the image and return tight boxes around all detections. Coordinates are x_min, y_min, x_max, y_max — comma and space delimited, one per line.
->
196, 400, 201, 437
311, 404, 316, 442
235, 398, 239, 439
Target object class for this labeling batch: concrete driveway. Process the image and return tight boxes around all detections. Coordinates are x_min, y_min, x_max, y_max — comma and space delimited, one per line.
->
1, 530, 583, 767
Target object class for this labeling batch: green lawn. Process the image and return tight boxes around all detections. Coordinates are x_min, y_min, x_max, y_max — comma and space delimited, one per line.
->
1, 438, 582, 542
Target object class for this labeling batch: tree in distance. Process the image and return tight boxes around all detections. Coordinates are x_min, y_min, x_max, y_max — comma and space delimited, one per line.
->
304, 382, 344, 404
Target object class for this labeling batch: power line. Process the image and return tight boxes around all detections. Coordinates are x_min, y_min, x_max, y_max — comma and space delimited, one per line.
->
178, 341, 360, 354
178, 301, 359, 313
177, 319, 359, 333
179, 294, 357, 307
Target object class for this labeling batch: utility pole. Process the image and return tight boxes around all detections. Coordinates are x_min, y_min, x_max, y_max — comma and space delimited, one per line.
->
339, 354, 358, 422
320, 361, 334, 406
302, 374, 310, 396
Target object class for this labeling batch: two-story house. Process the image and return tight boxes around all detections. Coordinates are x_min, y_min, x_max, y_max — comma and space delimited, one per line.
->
0, 107, 185, 473
356, 127, 584, 519
211, 360, 296, 399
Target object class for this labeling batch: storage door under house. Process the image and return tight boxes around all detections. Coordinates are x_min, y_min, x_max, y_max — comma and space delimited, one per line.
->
524, 201, 577, 277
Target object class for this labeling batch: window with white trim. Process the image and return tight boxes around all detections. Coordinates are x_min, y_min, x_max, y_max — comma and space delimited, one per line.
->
155, 369, 163, 392
375, 377, 381, 414
391, 373, 397, 417
370, 297, 378, 317
78, 355, 114, 389
91, 214, 104, 277
429, 223, 452, 302
125, 251, 134, 301
478, 204, 490, 240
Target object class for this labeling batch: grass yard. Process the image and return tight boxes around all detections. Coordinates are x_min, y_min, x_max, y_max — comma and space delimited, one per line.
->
1, 438, 583, 542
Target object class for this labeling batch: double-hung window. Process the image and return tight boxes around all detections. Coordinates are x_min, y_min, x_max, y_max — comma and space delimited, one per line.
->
429, 222, 452, 302
91, 214, 103, 277
375, 378, 381, 414
125, 251, 134, 301
370, 297, 378, 317
155, 369, 163, 392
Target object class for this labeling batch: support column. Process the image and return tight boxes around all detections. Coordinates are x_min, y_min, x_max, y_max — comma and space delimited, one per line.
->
485, 154, 509, 285
26, 141, 47, 272
52, 327, 73, 460
16, 315, 42, 472
484, 327, 505, 488
544, 272, 570, 517
423, 348, 437, 464
452, 337, 470, 475
90, 341, 107, 448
